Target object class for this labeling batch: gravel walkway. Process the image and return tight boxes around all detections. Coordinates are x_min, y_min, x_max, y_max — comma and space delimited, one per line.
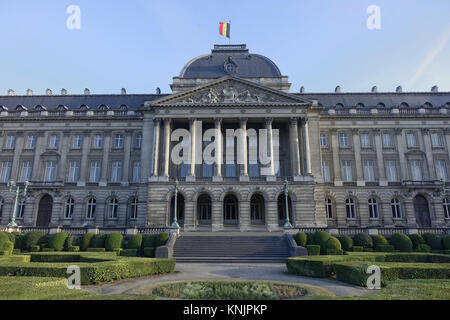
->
84, 263, 374, 297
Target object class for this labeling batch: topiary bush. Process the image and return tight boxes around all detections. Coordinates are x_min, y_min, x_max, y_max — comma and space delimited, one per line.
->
375, 245, 395, 252
422, 233, 443, 250
127, 234, 143, 250
325, 236, 342, 252
121, 249, 138, 257
415, 244, 431, 253
22, 231, 47, 251
371, 235, 388, 249
91, 233, 107, 248
105, 233, 123, 251
48, 232, 68, 252
12, 232, 23, 249
337, 235, 353, 252
326, 249, 343, 255
87, 248, 106, 252
157, 232, 170, 247
313, 231, 331, 254
390, 233, 413, 252
29, 245, 40, 252
443, 235, 450, 250
306, 245, 320, 256
64, 235, 79, 251
80, 233, 95, 251
2, 241, 14, 255
353, 233, 373, 248
352, 246, 363, 252
143, 247, 155, 257
305, 233, 315, 245
142, 234, 158, 248
0, 232, 9, 251
68, 246, 80, 252
409, 234, 425, 249
294, 232, 307, 247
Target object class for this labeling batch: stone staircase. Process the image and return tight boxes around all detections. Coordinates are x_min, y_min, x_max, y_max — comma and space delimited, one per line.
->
172, 232, 291, 263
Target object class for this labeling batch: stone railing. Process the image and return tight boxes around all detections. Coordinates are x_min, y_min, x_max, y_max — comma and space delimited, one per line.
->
286, 227, 448, 236
3, 226, 180, 236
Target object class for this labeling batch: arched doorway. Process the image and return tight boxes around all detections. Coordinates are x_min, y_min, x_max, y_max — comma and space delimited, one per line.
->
36, 194, 53, 227
197, 194, 212, 225
277, 193, 293, 226
413, 195, 431, 228
169, 193, 185, 227
223, 194, 239, 225
250, 194, 265, 225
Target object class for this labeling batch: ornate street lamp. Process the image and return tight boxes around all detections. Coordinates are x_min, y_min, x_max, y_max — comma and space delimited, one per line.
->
171, 179, 180, 228
7, 180, 29, 227
283, 179, 292, 228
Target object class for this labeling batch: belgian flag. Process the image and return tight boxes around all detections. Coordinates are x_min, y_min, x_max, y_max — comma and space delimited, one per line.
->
219, 22, 230, 38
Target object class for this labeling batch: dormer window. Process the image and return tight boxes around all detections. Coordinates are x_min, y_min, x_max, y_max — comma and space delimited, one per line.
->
79, 104, 89, 111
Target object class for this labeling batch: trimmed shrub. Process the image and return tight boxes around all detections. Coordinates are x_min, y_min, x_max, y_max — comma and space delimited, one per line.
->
415, 244, 431, 253
48, 232, 68, 251
5, 232, 15, 243
409, 234, 425, 249
68, 246, 80, 252
64, 236, 79, 251
142, 234, 158, 248
105, 233, 123, 251
12, 249, 21, 255
353, 233, 373, 248
390, 233, 413, 252
157, 232, 170, 247
12, 233, 23, 249
337, 235, 353, 252
91, 233, 107, 248
22, 231, 46, 251
80, 233, 95, 251
0, 232, 9, 251
326, 249, 343, 255
352, 246, 364, 252
325, 236, 342, 251
42, 248, 56, 252
443, 235, 450, 250
313, 231, 331, 254
143, 247, 156, 257
30, 245, 40, 252
2, 241, 14, 255
422, 233, 443, 250
364, 248, 374, 252
375, 245, 395, 252
114, 248, 123, 256
127, 234, 143, 250
294, 232, 307, 247
121, 249, 138, 257
306, 245, 320, 256
371, 235, 388, 249
87, 248, 106, 252
305, 233, 316, 245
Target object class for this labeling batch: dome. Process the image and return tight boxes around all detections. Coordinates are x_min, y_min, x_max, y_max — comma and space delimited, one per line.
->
179, 44, 282, 79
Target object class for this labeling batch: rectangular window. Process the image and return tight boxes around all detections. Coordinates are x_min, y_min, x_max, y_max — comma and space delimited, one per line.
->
68, 161, 80, 182
360, 134, 371, 147
436, 160, 447, 181
44, 161, 56, 182
135, 134, 142, 148
363, 160, 375, 182
49, 135, 58, 148
382, 133, 393, 147
385, 160, 398, 181
431, 133, 443, 147
0, 162, 12, 182
20, 161, 32, 182
26, 135, 36, 149
93, 135, 103, 148
89, 161, 101, 183
320, 133, 327, 147
132, 161, 141, 182
6, 135, 15, 149
114, 134, 124, 148
111, 161, 122, 182
72, 135, 82, 149
410, 160, 422, 181
322, 161, 330, 182
339, 133, 349, 147
341, 160, 352, 182
407, 133, 418, 147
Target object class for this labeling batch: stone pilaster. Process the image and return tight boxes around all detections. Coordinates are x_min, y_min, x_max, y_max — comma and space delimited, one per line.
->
374, 129, 387, 186
395, 128, 408, 181
422, 129, 435, 180
331, 129, 342, 186
352, 129, 364, 186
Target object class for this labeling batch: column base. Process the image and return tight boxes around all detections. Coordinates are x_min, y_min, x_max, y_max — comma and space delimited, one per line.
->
266, 176, 276, 182
334, 180, 343, 187
186, 176, 196, 182
121, 182, 130, 187
212, 176, 223, 182
239, 175, 250, 182
99, 181, 107, 187
357, 181, 365, 187
378, 180, 388, 186
77, 181, 86, 187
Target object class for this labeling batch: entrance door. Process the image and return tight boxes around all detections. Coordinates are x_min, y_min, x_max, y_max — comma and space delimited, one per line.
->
36, 195, 53, 227
413, 195, 431, 228
197, 194, 212, 225
223, 194, 239, 225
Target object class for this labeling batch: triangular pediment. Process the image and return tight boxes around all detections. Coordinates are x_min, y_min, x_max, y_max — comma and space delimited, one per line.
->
150, 76, 313, 106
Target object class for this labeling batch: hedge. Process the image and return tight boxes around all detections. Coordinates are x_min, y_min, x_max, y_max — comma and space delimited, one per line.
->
91, 233, 107, 248
127, 234, 143, 250
415, 244, 431, 253
30, 245, 40, 252
325, 237, 342, 251
80, 233, 95, 251
105, 233, 123, 251
352, 246, 364, 252
48, 232, 69, 252
371, 235, 388, 249
353, 233, 373, 248
143, 247, 155, 257
121, 249, 138, 257
22, 231, 46, 251
0, 232, 9, 250
294, 232, 307, 247
313, 231, 331, 254
64, 236, 79, 251
337, 235, 353, 252
157, 232, 170, 247
443, 235, 450, 250
42, 248, 56, 252
390, 233, 413, 252
306, 245, 320, 256
326, 249, 343, 255
409, 234, 425, 249
2, 241, 14, 255
305, 233, 315, 245
87, 248, 106, 252
422, 233, 443, 250
68, 246, 80, 252
142, 234, 158, 248
375, 245, 395, 252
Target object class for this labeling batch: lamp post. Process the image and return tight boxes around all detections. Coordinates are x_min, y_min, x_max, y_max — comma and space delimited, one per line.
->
7, 180, 29, 227
171, 179, 180, 228
283, 179, 292, 228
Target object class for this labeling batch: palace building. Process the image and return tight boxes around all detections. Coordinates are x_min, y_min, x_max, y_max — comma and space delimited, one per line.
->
1, 44, 449, 234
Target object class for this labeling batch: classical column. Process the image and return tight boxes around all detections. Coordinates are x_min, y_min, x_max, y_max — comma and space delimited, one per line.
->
289, 118, 301, 177
152, 119, 161, 177
395, 128, 408, 181
352, 129, 364, 186
122, 130, 132, 186
302, 118, 312, 175
374, 129, 387, 186
32, 132, 46, 181
445, 128, 450, 161
330, 129, 342, 186
78, 132, 90, 186
213, 118, 223, 182
163, 119, 172, 179
421, 129, 436, 180
100, 132, 111, 186
265, 118, 275, 180
239, 118, 249, 181
58, 131, 71, 182
11, 132, 24, 181
187, 118, 196, 182
141, 115, 155, 183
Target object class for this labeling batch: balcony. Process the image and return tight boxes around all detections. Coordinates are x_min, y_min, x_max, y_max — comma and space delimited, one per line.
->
402, 180, 444, 189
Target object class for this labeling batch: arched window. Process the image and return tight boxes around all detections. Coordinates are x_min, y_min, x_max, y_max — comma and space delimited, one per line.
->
345, 198, 356, 219
326, 198, 333, 219
368, 198, 379, 219
64, 198, 75, 219
17, 198, 26, 219
335, 103, 344, 109
86, 198, 96, 219
377, 103, 386, 108
356, 103, 365, 108
223, 194, 239, 224
108, 198, 119, 219
443, 198, 450, 219
399, 102, 409, 108
0, 198, 4, 218
129, 197, 138, 220
250, 194, 265, 224
197, 194, 212, 224
423, 102, 433, 108
391, 198, 402, 219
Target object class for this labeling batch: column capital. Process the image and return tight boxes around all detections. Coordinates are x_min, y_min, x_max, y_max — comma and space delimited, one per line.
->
289, 117, 299, 126
240, 118, 248, 126
444, 127, 450, 134
189, 117, 197, 124
163, 118, 172, 124
264, 117, 273, 126
214, 117, 223, 125
351, 128, 360, 134
394, 128, 403, 135
421, 128, 430, 135
153, 117, 162, 124
372, 128, 381, 135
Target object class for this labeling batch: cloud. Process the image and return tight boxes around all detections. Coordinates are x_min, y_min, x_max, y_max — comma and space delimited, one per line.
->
406, 24, 450, 89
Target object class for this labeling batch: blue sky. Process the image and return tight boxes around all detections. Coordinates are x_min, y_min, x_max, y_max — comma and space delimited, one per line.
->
0, 0, 449, 95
